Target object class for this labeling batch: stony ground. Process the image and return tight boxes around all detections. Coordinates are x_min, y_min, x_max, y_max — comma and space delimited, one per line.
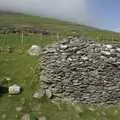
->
40, 36, 120, 105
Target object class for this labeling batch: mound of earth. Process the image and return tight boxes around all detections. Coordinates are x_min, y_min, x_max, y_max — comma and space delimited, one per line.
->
40, 37, 120, 105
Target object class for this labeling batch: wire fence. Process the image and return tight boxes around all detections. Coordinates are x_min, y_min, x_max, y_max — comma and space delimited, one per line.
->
0, 30, 120, 47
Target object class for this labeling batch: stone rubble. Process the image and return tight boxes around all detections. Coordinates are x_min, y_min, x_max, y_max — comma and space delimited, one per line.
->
40, 37, 120, 105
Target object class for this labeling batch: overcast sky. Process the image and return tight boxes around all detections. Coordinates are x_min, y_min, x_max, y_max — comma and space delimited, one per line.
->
0, 0, 119, 31
0, 0, 96, 25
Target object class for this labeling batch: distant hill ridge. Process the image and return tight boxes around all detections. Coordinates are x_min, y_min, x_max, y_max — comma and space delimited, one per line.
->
0, 10, 120, 43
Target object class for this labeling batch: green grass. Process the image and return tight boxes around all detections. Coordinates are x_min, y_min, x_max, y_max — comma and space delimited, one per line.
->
0, 33, 57, 120
0, 11, 120, 120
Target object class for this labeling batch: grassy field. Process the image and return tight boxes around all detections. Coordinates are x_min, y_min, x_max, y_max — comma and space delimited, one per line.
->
0, 12, 120, 120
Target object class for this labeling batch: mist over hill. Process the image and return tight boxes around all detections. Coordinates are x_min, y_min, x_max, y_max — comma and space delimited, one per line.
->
0, 0, 96, 26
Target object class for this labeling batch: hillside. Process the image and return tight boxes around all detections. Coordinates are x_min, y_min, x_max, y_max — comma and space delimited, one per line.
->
0, 11, 120, 120
0, 11, 120, 43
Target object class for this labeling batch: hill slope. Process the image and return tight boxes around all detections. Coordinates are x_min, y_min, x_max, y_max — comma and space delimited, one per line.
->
0, 11, 120, 120
0, 11, 120, 43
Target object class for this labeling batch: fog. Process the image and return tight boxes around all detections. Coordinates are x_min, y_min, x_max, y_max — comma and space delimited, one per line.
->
0, 0, 96, 26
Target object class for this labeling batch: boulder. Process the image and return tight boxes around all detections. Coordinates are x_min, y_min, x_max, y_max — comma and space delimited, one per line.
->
9, 84, 21, 95
28, 45, 41, 56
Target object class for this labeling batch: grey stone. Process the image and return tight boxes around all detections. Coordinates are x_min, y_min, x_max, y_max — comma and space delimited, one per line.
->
116, 47, 120, 52
21, 114, 30, 120
33, 90, 45, 99
4, 77, 11, 81
104, 44, 112, 49
39, 37, 120, 105
40, 75, 48, 82
101, 51, 111, 56
28, 45, 41, 56
9, 84, 21, 95
38, 116, 47, 120
81, 56, 88, 60
75, 105, 84, 113
21, 114, 37, 120
60, 44, 68, 49
46, 89, 52, 99
16, 106, 23, 112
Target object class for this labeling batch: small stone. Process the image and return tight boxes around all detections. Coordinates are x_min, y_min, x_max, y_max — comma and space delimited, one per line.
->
46, 89, 52, 99
21, 114, 37, 120
100, 56, 107, 59
88, 106, 96, 112
28, 45, 41, 56
108, 57, 116, 62
5, 77, 11, 81
101, 51, 111, 56
76, 50, 82, 54
9, 84, 21, 95
21, 114, 30, 120
1, 114, 6, 119
60, 44, 68, 49
16, 106, 23, 112
110, 49, 116, 53
59, 38, 69, 44
44, 48, 56, 53
40, 72, 48, 82
33, 90, 45, 99
104, 44, 112, 49
40, 76, 48, 83
116, 48, 120, 52
68, 36, 73, 39
75, 105, 84, 113
81, 56, 88, 60
38, 116, 47, 120
67, 57, 73, 61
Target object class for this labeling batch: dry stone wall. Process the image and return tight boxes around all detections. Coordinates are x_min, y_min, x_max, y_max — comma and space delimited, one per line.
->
40, 37, 120, 105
